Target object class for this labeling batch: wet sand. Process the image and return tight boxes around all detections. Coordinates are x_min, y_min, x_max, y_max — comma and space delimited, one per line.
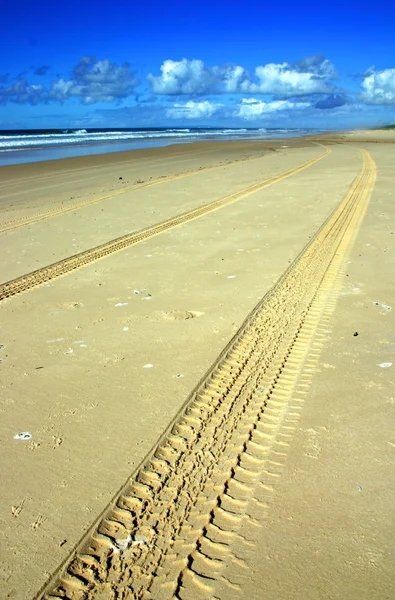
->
0, 134, 393, 599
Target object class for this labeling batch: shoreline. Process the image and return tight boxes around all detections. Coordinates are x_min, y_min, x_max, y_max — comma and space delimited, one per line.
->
0, 130, 318, 167
0, 138, 307, 175
0, 139, 313, 223
2, 126, 393, 169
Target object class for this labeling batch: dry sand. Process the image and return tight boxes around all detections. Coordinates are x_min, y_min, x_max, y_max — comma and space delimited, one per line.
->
0, 134, 393, 599
312, 128, 395, 143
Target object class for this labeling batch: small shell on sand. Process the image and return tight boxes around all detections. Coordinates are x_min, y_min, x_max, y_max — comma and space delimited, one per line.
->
373, 301, 391, 311
143, 363, 153, 369
111, 534, 147, 553
377, 362, 392, 368
13, 432, 32, 440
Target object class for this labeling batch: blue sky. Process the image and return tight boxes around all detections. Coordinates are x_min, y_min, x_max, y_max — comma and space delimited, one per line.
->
1, 0, 394, 129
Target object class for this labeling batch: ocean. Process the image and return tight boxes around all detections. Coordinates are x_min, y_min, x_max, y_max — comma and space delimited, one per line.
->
0, 127, 320, 166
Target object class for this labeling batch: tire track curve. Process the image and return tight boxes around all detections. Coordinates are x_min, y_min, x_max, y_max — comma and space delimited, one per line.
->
0, 146, 330, 301
36, 149, 376, 600
0, 147, 273, 233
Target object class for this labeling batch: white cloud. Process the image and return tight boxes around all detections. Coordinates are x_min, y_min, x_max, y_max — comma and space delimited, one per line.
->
50, 57, 139, 104
148, 59, 219, 95
293, 54, 337, 79
0, 79, 47, 105
361, 68, 395, 105
0, 57, 139, 106
235, 98, 310, 120
220, 65, 250, 92
166, 100, 221, 119
148, 55, 335, 96
147, 59, 250, 95
248, 63, 333, 95
50, 79, 75, 100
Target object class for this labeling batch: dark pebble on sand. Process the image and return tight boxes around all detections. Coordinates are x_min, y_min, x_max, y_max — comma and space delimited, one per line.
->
353, 332, 359, 337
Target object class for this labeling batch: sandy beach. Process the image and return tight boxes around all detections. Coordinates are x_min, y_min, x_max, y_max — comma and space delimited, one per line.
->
0, 134, 394, 600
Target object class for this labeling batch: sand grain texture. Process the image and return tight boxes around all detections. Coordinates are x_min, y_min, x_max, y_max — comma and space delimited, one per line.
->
0, 135, 393, 600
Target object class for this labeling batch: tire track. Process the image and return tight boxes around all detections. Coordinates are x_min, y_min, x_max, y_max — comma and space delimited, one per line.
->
37, 149, 376, 600
0, 146, 330, 301
0, 141, 268, 193
0, 147, 273, 233
313, 137, 395, 145
215, 155, 376, 599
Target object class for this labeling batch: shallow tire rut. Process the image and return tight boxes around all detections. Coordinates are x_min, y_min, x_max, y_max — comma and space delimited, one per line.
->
0, 146, 329, 301
0, 152, 267, 233
38, 149, 375, 600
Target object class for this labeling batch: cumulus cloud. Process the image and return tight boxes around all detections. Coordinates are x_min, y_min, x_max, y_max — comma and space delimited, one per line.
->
0, 57, 139, 105
293, 54, 337, 79
360, 68, 395, 105
49, 56, 139, 104
235, 98, 310, 120
0, 79, 47, 105
220, 65, 251, 93
248, 63, 333, 95
166, 100, 221, 119
148, 59, 251, 95
148, 55, 335, 96
148, 59, 219, 94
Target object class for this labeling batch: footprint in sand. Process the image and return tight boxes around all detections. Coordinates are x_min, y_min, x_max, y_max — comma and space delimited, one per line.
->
163, 310, 204, 321
58, 302, 84, 310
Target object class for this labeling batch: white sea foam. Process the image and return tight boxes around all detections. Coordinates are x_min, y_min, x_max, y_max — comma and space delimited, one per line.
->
0, 127, 318, 151
0, 127, 324, 166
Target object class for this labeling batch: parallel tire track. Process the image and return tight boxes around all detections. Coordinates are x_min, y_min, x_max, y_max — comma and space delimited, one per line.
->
0, 148, 273, 233
0, 140, 270, 193
37, 149, 376, 599
0, 146, 330, 301
313, 137, 395, 145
